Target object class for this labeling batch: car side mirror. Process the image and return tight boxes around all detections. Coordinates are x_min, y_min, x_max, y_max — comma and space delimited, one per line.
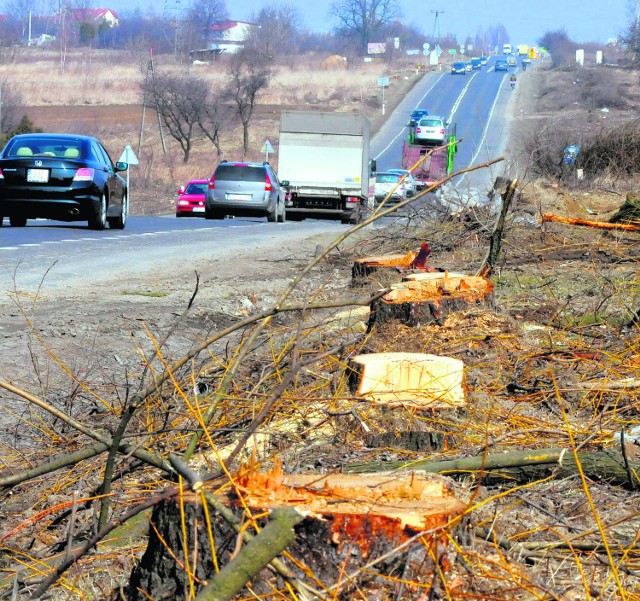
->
115, 161, 128, 172
179, 186, 185, 194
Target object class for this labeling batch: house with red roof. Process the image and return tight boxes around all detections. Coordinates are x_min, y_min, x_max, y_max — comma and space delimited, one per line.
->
206, 20, 257, 53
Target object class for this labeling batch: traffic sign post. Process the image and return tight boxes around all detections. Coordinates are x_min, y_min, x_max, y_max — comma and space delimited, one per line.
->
118, 145, 139, 204
261, 139, 274, 162
377, 76, 389, 115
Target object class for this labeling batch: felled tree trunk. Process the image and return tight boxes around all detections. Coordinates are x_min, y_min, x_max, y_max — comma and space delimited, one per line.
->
348, 352, 466, 409
121, 467, 465, 600
542, 213, 640, 231
369, 274, 494, 328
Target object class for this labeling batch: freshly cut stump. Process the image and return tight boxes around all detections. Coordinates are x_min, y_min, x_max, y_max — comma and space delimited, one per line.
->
122, 466, 465, 600
351, 242, 436, 285
369, 274, 494, 327
348, 352, 466, 409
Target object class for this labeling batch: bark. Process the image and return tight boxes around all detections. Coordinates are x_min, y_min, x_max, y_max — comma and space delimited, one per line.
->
369, 275, 494, 328
351, 243, 437, 286
346, 446, 640, 490
121, 468, 466, 600
541, 213, 640, 231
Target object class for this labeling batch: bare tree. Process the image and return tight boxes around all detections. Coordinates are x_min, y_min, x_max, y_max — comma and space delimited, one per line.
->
330, 0, 400, 52
146, 72, 209, 163
224, 49, 271, 158
184, 0, 227, 50
3, 0, 39, 40
198, 93, 228, 157
247, 2, 301, 59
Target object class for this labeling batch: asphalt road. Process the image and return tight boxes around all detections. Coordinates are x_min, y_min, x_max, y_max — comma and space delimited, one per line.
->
0, 61, 520, 293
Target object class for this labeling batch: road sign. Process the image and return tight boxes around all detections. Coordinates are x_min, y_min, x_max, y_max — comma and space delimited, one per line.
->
377, 77, 390, 87
529, 47, 535, 58
261, 139, 275, 162
448, 49, 456, 55
119, 145, 139, 165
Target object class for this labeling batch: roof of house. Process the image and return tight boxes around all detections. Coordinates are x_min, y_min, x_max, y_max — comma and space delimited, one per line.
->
209, 20, 256, 32
70, 8, 119, 22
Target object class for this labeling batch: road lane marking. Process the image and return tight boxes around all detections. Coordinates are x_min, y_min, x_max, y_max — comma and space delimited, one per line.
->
447, 72, 479, 124
0, 246, 19, 250
374, 72, 446, 161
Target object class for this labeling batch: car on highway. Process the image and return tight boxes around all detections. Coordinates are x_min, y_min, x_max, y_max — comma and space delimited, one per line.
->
414, 116, 447, 146
408, 109, 429, 127
176, 179, 208, 217
479, 55, 489, 65
507, 56, 517, 67
0, 133, 128, 229
451, 61, 467, 74
386, 168, 418, 196
205, 161, 286, 222
374, 172, 408, 204
465, 62, 472, 72
494, 60, 508, 72
471, 57, 482, 70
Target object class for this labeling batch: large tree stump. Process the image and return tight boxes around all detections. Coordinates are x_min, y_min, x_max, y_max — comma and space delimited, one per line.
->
348, 352, 466, 409
121, 466, 465, 600
369, 274, 494, 328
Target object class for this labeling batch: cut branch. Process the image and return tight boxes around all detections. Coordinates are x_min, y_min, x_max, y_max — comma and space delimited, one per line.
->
541, 213, 640, 231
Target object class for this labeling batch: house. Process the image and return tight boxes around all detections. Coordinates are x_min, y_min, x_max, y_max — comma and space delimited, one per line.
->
69, 8, 119, 28
206, 20, 258, 54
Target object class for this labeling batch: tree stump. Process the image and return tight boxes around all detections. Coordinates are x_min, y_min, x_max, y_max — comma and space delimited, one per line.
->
369, 274, 494, 328
348, 352, 466, 409
120, 466, 465, 600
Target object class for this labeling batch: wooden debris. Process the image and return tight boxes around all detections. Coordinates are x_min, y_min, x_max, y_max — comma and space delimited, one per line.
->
542, 213, 640, 231
351, 242, 437, 285
123, 465, 466, 600
369, 274, 494, 327
348, 352, 466, 409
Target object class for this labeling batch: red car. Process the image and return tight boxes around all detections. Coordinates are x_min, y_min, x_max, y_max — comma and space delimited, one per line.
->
175, 179, 208, 217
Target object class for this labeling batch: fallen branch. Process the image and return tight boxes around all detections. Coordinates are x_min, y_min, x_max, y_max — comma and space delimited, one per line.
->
346, 446, 640, 489
541, 213, 640, 231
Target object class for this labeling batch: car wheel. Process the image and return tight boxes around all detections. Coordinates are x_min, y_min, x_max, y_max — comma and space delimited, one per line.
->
0, 215, 3, 227
108, 192, 128, 230
9, 215, 27, 227
267, 199, 278, 223
277, 198, 286, 223
89, 194, 107, 230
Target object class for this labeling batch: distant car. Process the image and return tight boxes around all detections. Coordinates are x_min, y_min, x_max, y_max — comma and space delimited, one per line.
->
465, 62, 472, 72
451, 61, 467, 74
414, 116, 447, 146
494, 60, 508, 72
471, 57, 482, 70
479, 56, 489, 65
0, 133, 128, 229
387, 169, 418, 196
176, 179, 208, 217
374, 172, 407, 203
408, 109, 429, 127
205, 161, 286, 222
506, 56, 517, 67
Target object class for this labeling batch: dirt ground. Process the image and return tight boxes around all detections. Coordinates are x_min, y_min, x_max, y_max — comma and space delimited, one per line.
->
3, 60, 640, 599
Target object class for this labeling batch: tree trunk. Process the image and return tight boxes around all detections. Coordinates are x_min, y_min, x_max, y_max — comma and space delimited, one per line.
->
351, 243, 437, 286
121, 467, 466, 600
542, 213, 640, 231
369, 275, 494, 328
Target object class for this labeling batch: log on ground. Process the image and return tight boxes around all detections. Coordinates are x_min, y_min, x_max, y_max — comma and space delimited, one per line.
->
369, 275, 494, 328
121, 466, 466, 600
348, 352, 466, 409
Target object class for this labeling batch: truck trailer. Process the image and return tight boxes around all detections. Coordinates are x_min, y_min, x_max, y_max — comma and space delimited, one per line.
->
278, 111, 374, 223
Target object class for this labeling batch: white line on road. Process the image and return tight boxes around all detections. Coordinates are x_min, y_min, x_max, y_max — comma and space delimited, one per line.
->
0, 246, 19, 250
447, 72, 479, 124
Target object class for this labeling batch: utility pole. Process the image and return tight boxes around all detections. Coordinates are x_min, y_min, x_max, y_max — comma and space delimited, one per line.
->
431, 10, 444, 45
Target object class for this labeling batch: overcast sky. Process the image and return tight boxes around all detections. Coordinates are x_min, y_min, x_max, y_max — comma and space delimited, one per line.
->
108, 0, 634, 45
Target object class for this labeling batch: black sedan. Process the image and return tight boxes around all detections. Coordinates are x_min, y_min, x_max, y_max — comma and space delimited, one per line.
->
0, 133, 128, 229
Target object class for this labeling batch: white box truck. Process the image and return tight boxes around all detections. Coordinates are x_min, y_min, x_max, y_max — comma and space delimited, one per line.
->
278, 111, 374, 224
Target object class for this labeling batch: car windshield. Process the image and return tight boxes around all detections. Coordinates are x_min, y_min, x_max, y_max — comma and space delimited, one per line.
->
185, 183, 207, 194
4, 137, 84, 159
376, 174, 400, 183
419, 119, 443, 127
215, 165, 266, 182
453, 63, 465, 68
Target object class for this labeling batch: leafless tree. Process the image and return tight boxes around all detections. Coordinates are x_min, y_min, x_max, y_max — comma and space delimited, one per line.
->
330, 0, 400, 52
184, 0, 227, 50
247, 2, 301, 59
224, 49, 271, 158
146, 72, 209, 163
197, 93, 228, 157
3, 0, 39, 40
0, 79, 25, 134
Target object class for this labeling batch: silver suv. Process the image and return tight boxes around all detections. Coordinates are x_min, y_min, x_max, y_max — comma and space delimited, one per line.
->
205, 161, 286, 222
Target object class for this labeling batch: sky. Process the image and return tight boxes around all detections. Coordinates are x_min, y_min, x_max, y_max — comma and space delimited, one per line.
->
106, 0, 634, 46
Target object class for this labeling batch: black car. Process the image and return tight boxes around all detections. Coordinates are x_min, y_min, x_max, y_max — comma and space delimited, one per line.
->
0, 133, 128, 229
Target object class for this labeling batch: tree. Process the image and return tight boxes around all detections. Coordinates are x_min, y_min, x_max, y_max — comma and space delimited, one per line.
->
197, 93, 228, 157
146, 72, 209, 163
538, 29, 576, 66
224, 49, 271, 158
184, 0, 227, 50
330, 0, 400, 52
247, 3, 301, 59
3, 0, 38, 41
